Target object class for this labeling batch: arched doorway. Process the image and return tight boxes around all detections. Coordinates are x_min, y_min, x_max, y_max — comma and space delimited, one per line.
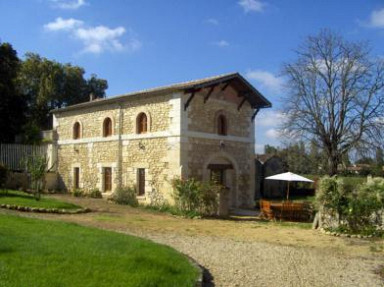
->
203, 153, 239, 208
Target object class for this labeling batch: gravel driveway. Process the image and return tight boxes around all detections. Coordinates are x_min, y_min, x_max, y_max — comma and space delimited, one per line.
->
129, 229, 383, 287
3, 196, 383, 287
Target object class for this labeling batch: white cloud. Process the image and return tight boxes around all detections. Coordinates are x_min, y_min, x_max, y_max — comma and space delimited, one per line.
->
44, 18, 141, 54
74, 26, 126, 53
255, 110, 286, 127
246, 69, 284, 93
206, 18, 219, 25
50, 0, 87, 10
238, 0, 265, 13
368, 8, 384, 28
213, 40, 229, 47
44, 17, 83, 31
265, 128, 281, 139
255, 143, 264, 154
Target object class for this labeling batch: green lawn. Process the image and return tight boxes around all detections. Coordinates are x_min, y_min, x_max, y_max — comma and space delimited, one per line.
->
0, 190, 80, 210
0, 214, 199, 287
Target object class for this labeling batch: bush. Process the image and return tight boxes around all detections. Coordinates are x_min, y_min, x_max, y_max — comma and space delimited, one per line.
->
171, 178, 219, 217
0, 164, 8, 189
112, 186, 138, 207
88, 188, 102, 199
316, 176, 384, 235
73, 189, 84, 197
346, 178, 384, 230
316, 176, 348, 224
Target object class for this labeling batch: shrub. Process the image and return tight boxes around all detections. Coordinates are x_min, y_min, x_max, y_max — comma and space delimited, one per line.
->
346, 178, 384, 230
317, 176, 384, 235
316, 176, 348, 224
112, 186, 138, 207
172, 178, 201, 214
0, 164, 8, 189
171, 178, 219, 217
88, 188, 102, 199
73, 188, 84, 197
25, 155, 48, 201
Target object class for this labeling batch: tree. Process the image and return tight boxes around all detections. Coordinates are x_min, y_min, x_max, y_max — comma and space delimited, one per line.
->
0, 42, 26, 142
19, 53, 108, 132
26, 155, 49, 201
85, 74, 108, 99
282, 30, 384, 175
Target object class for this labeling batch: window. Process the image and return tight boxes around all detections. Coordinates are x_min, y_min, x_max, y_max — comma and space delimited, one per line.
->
210, 169, 225, 185
217, 115, 227, 136
74, 167, 80, 189
137, 168, 145, 196
73, 122, 81, 139
103, 167, 112, 192
137, 113, 148, 134
103, 117, 113, 137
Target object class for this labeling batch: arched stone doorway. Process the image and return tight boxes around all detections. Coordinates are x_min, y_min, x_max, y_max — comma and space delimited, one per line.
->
203, 152, 239, 208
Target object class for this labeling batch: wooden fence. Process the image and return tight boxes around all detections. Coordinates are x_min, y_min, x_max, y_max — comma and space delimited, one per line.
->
0, 144, 51, 171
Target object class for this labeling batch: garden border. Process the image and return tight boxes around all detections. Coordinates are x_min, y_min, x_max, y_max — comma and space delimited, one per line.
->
0, 204, 91, 214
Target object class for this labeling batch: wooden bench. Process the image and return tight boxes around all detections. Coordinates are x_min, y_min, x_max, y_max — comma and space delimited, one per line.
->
259, 199, 275, 220
260, 200, 312, 222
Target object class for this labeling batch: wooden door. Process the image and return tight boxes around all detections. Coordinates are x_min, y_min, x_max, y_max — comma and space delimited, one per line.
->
138, 168, 145, 195
104, 167, 112, 192
74, 167, 80, 189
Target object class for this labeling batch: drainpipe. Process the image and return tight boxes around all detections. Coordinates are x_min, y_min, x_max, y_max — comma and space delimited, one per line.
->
117, 104, 123, 189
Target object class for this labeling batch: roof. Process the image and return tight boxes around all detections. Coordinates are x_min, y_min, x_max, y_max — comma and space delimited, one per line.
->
255, 154, 282, 164
51, 72, 272, 114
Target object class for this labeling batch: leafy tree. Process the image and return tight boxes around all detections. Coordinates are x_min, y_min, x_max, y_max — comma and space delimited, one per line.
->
264, 144, 278, 155
18, 53, 108, 132
26, 155, 49, 201
282, 30, 384, 175
0, 42, 26, 142
85, 74, 108, 99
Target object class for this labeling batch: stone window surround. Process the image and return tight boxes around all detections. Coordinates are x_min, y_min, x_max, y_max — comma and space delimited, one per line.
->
101, 115, 115, 137
129, 164, 150, 201
134, 110, 152, 134
97, 162, 118, 192
72, 120, 83, 140
71, 163, 82, 189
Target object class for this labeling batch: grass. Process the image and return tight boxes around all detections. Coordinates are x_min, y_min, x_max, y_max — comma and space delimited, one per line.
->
0, 214, 199, 287
0, 189, 80, 210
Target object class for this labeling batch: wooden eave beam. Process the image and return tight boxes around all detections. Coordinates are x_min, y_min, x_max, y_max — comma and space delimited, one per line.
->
184, 90, 196, 111
251, 108, 260, 121
237, 98, 247, 111
221, 81, 231, 91
204, 85, 216, 103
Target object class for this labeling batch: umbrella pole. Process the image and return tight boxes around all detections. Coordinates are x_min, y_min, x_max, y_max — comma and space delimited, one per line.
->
287, 182, 290, 201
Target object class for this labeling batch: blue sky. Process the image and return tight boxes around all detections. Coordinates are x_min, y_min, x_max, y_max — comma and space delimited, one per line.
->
1, 0, 384, 153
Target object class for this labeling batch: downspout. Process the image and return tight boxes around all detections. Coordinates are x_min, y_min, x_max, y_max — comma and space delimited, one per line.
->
117, 104, 123, 189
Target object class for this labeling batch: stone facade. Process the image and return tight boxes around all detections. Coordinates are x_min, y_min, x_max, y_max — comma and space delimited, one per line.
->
53, 74, 270, 207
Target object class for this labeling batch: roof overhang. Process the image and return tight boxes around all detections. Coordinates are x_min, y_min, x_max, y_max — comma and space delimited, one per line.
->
51, 72, 272, 118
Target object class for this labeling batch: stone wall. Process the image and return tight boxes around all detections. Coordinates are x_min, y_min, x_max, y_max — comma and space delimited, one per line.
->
55, 93, 178, 203
187, 89, 254, 138
54, 88, 258, 207
183, 92, 256, 207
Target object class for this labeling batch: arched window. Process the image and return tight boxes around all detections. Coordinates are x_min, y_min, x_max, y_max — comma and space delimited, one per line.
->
103, 117, 113, 137
137, 113, 148, 134
73, 122, 81, 139
217, 115, 227, 136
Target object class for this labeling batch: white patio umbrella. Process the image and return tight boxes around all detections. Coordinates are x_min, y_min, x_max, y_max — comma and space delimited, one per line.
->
264, 172, 314, 200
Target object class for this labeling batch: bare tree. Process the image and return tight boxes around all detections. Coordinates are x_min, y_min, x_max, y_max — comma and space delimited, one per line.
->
282, 30, 384, 175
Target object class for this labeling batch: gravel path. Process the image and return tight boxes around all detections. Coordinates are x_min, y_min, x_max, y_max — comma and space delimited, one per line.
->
2, 195, 383, 287
127, 230, 383, 287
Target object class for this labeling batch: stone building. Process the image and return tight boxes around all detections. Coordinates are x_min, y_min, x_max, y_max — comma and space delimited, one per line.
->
52, 73, 271, 207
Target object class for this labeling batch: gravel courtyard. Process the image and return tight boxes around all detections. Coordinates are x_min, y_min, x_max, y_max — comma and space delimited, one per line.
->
3, 196, 383, 287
